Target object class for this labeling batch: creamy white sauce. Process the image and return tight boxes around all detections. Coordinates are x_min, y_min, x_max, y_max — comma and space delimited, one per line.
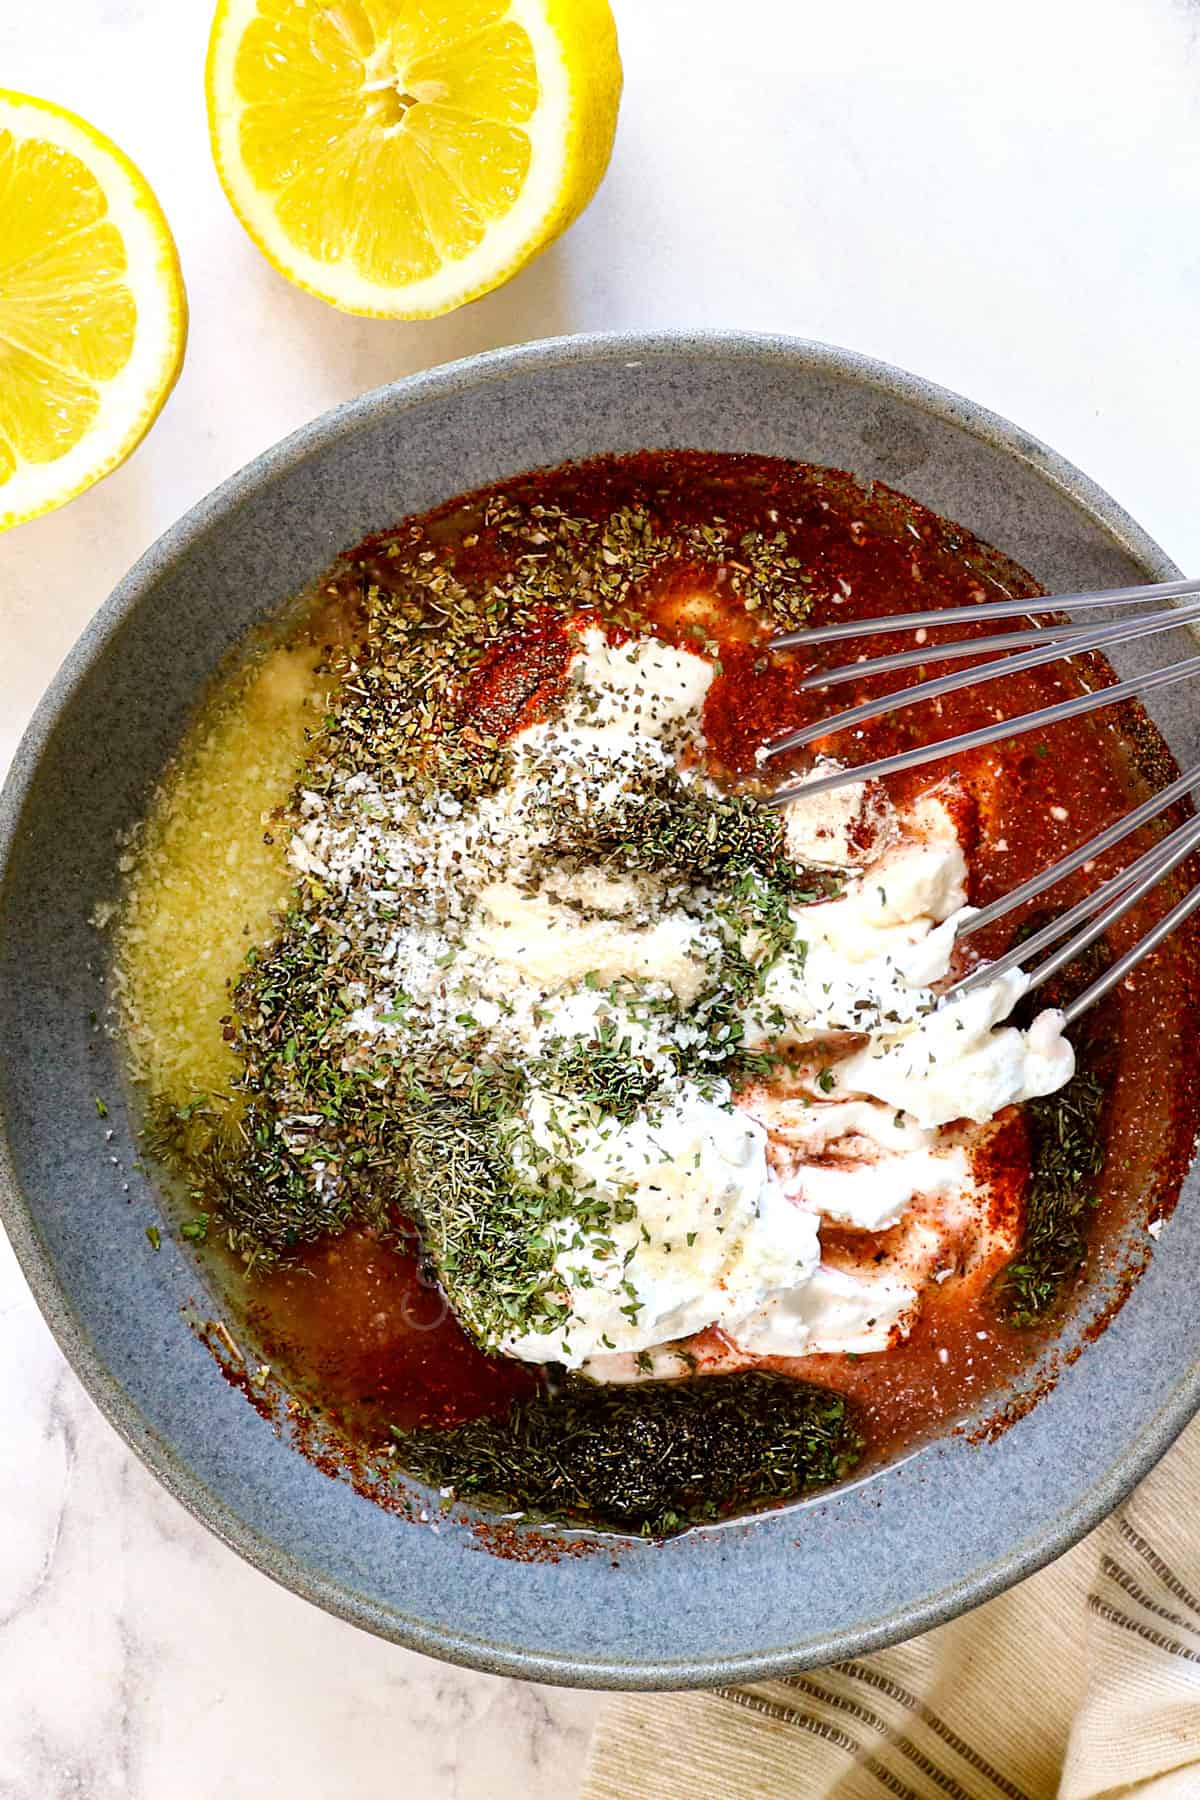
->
745, 1093, 971, 1233
837, 972, 1075, 1128
467, 879, 713, 1006
499, 1084, 821, 1367
290, 625, 1074, 1370
733, 1262, 918, 1358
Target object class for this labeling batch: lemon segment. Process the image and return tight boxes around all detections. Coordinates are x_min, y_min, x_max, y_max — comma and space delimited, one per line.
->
0, 92, 187, 532
206, 0, 622, 317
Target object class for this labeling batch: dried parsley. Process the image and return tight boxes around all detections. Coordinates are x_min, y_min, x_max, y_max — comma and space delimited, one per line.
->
398, 1079, 582, 1348
541, 1034, 662, 1126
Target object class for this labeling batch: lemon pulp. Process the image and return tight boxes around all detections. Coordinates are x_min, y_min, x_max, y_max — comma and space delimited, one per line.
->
0, 92, 186, 530
207, 0, 622, 317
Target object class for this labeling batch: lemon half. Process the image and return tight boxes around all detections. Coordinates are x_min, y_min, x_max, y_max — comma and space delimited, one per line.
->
206, 0, 622, 318
0, 92, 187, 532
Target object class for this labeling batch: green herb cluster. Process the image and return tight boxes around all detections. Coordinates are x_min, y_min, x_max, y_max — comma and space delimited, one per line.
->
491, 501, 817, 628
541, 1031, 662, 1125
398, 1079, 589, 1348
392, 1371, 862, 1537
154, 494, 831, 1298
994, 1066, 1107, 1326
532, 765, 839, 904
316, 497, 816, 807
995, 924, 1114, 1325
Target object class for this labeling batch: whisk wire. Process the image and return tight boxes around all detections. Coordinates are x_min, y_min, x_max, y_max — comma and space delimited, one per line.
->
801, 601, 1200, 693
769, 575, 1200, 650
763, 653, 1200, 802
764, 576, 1200, 1024
950, 811, 1200, 999
1062, 880, 1200, 1025
770, 607, 1200, 758
959, 762, 1200, 939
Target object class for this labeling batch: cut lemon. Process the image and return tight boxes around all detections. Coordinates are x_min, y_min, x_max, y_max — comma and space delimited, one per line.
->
0, 92, 187, 532
206, 0, 622, 318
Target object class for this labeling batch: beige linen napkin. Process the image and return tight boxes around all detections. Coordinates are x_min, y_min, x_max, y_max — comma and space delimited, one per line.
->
581, 1414, 1200, 1800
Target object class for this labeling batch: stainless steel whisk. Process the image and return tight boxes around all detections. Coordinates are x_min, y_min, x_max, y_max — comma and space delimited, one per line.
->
761, 576, 1200, 1022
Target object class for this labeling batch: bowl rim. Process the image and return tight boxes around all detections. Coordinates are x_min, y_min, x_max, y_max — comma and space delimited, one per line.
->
0, 328, 1191, 1688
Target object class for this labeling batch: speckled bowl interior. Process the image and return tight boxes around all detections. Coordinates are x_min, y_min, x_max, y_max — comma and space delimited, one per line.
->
3, 333, 1199, 1690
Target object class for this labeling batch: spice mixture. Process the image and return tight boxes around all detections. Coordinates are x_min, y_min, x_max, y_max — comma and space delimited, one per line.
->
115, 452, 1200, 1536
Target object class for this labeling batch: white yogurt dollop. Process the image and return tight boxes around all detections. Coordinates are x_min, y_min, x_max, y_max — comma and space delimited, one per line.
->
498, 1082, 821, 1368
479, 638, 1070, 1366
837, 972, 1075, 1129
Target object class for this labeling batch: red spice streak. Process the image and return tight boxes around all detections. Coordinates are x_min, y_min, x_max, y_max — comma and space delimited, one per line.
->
235, 452, 1200, 1473
460, 612, 573, 741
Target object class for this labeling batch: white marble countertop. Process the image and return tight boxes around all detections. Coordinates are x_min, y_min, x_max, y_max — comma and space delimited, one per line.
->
3, 0, 1200, 1793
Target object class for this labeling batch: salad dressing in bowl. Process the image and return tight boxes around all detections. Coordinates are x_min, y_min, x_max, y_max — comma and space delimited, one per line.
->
112, 450, 1200, 1530
5, 335, 1200, 1682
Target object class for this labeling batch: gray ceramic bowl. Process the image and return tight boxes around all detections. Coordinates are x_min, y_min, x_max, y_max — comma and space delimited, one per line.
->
3, 332, 1199, 1690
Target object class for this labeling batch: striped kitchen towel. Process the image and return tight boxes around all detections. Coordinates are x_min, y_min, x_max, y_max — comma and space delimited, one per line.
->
580, 1412, 1200, 1800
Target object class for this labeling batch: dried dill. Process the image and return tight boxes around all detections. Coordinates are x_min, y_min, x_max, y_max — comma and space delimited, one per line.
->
995, 920, 1115, 1326
391, 1371, 862, 1537
995, 1067, 1107, 1326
